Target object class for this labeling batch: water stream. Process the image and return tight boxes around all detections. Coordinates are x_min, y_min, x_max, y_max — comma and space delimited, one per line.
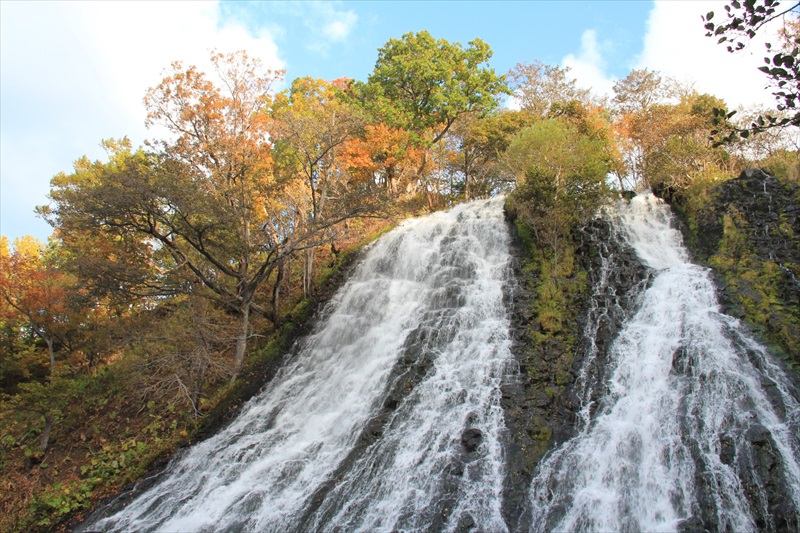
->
83, 197, 514, 533
528, 194, 800, 532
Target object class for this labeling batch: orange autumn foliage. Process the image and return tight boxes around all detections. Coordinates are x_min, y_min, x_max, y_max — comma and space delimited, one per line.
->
343, 124, 425, 193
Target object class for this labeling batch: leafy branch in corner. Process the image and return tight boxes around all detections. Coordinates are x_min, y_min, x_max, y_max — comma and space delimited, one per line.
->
702, 0, 800, 145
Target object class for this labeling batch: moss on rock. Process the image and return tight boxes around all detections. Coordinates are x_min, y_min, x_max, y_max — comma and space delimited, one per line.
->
676, 169, 800, 370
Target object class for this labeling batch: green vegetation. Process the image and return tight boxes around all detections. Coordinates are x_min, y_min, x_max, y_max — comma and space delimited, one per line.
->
499, 95, 618, 469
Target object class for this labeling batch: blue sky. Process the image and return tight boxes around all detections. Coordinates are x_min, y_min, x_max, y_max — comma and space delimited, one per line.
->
0, 1, 780, 243
218, 1, 652, 83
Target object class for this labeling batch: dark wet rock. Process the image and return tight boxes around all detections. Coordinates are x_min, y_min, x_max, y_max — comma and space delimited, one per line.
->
501, 213, 651, 530
717, 421, 800, 533
681, 169, 799, 263
719, 434, 736, 466
674, 168, 800, 370
454, 512, 476, 532
461, 428, 483, 453
443, 460, 465, 478
676, 516, 707, 533
744, 423, 771, 446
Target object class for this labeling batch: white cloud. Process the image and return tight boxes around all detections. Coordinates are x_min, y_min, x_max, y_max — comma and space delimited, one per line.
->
562, 29, 616, 97
636, 0, 778, 109
0, 1, 284, 241
304, 2, 358, 55
323, 11, 358, 43
558, 1, 784, 110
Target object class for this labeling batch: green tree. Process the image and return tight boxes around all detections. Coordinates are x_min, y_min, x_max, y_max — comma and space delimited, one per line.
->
363, 30, 508, 147
360, 31, 508, 208
505, 117, 612, 267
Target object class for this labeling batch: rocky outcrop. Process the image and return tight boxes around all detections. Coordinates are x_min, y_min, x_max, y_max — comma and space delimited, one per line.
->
668, 169, 800, 531
678, 169, 800, 368
501, 210, 651, 528
690, 169, 799, 264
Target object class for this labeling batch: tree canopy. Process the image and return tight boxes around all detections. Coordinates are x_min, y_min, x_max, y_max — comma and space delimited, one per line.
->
509, 60, 592, 117
363, 30, 509, 146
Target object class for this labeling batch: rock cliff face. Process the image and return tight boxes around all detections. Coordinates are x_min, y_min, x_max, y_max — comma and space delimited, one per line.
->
679, 169, 800, 369
670, 169, 800, 532
501, 212, 651, 528
505, 184, 800, 530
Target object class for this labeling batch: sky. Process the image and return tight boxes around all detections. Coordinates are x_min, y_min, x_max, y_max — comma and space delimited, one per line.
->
0, 0, 783, 243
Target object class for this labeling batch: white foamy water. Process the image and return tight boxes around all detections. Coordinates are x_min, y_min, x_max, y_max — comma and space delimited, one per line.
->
528, 193, 800, 532
84, 197, 514, 532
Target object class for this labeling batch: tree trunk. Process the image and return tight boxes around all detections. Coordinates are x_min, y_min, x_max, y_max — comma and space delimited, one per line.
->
38, 413, 55, 454
231, 302, 250, 380
303, 248, 315, 298
426, 189, 436, 210
387, 166, 396, 194
37, 337, 57, 454
271, 259, 286, 328
46, 337, 55, 370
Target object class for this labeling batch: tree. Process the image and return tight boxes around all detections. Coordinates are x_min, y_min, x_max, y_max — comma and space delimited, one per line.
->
703, 1, 800, 142
270, 77, 375, 296
616, 92, 735, 195
43, 52, 307, 378
611, 68, 736, 193
342, 123, 424, 195
612, 69, 674, 115
0, 238, 74, 373
508, 60, 592, 118
439, 110, 531, 200
0, 237, 86, 453
505, 117, 612, 269
363, 31, 508, 147
272, 78, 366, 222
39, 140, 172, 311
360, 31, 508, 208
611, 69, 680, 189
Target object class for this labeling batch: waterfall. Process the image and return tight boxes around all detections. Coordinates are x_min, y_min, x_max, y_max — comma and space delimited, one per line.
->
79, 192, 800, 533
528, 193, 800, 532
81, 197, 514, 533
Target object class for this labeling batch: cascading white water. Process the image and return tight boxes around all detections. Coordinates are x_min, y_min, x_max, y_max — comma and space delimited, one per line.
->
528, 193, 800, 532
84, 197, 514, 533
